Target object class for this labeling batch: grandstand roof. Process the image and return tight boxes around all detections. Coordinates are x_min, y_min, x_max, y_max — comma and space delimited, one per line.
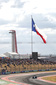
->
0, 54, 7, 57
3, 52, 19, 59
8, 52, 19, 55
4, 52, 19, 56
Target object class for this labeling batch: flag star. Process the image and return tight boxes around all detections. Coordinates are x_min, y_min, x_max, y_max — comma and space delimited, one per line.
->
33, 25, 35, 27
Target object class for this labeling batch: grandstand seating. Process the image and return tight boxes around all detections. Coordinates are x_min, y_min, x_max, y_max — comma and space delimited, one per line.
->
0, 59, 56, 74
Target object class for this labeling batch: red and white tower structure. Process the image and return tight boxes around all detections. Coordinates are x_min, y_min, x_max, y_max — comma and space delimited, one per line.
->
9, 30, 18, 53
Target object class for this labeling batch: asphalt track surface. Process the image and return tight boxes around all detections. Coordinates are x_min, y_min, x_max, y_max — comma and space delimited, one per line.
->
9, 72, 56, 85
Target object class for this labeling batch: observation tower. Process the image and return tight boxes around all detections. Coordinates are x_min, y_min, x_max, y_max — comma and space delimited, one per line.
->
9, 30, 18, 53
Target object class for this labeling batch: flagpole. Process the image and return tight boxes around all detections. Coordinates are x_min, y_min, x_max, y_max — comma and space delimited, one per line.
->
31, 15, 33, 55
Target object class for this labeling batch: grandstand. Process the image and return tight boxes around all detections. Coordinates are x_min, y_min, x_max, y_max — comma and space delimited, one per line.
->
0, 56, 56, 75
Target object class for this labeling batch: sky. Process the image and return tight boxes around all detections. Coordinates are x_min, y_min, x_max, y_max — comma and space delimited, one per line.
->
0, 0, 56, 55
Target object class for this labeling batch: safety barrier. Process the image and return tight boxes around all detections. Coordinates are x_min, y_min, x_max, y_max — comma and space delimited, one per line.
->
0, 68, 56, 75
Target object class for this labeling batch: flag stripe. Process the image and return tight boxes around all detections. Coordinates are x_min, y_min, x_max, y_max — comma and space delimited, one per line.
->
35, 29, 46, 43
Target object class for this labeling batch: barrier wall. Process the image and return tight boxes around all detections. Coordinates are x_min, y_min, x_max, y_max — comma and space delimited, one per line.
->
0, 69, 56, 75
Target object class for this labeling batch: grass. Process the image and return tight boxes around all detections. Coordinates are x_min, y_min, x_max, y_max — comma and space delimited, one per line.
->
42, 76, 56, 82
0, 79, 17, 85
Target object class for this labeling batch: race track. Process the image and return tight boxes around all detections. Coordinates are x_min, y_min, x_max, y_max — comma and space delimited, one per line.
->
8, 72, 56, 85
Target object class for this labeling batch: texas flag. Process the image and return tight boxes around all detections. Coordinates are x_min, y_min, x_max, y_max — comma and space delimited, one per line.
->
32, 18, 47, 43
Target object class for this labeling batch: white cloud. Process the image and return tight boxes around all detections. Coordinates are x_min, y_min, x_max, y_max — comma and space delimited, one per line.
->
21, 0, 56, 15
45, 15, 56, 23
40, 28, 56, 35
0, 23, 19, 30
0, 0, 56, 55
0, 0, 56, 28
